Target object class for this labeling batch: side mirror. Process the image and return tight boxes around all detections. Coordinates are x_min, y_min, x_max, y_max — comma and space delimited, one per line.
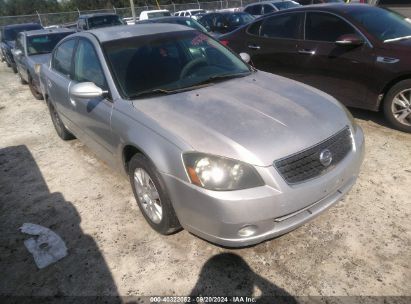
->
239, 52, 251, 63
70, 82, 107, 99
13, 49, 23, 57
335, 34, 364, 47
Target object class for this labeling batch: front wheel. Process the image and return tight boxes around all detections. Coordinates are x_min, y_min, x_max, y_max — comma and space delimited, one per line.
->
47, 100, 75, 140
128, 153, 181, 235
383, 79, 411, 133
29, 77, 43, 100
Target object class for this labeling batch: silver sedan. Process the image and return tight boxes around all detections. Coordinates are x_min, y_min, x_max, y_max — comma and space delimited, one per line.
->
41, 24, 364, 247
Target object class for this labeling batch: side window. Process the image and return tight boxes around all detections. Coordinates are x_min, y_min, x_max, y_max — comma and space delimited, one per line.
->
305, 12, 356, 42
253, 5, 263, 15
247, 20, 263, 36
215, 15, 225, 28
53, 39, 76, 76
260, 13, 302, 39
263, 5, 275, 14
15, 34, 24, 51
73, 39, 106, 89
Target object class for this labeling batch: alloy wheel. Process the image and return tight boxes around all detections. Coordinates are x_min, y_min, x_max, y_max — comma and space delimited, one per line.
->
391, 89, 411, 127
133, 168, 163, 224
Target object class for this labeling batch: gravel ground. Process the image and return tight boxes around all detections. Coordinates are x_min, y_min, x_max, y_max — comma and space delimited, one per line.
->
0, 62, 410, 300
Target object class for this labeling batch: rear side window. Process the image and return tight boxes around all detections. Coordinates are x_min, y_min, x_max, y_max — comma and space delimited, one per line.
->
305, 12, 356, 42
247, 20, 263, 36
245, 5, 262, 16
260, 13, 302, 39
53, 39, 76, 76
263, 5, 275, 14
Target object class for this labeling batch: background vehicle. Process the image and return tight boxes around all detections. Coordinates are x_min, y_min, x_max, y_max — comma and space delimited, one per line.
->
198, 12, 255, 35
77, 13, 124, 31
139, 10, 172, 20
174, 9, 206, 19
0, 23, 43, 73
296, 0, 345, 4
137, 16, 209, 33
220, 4, 411, 132
12, 28, 75, 100
41, 24, 363, 247
375, 0, 411, 18
244, 1, 301, 17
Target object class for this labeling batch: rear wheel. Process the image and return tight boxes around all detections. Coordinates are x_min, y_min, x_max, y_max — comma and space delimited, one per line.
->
383, 79, 411, 133
29, 76, 43, 100
128, 153, 181, 235
47, 100, 75, 140
19, 72, 27, 85
12, 65, 17, 73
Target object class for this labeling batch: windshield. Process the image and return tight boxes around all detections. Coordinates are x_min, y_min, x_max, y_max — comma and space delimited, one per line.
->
103, 31, 251, 99
273, 1, 300, 10
27, 33, 73, 55
88, 15, 123, 29
174, 19, 209, 33
347, 8, 411, 42
228, 13, 255, 26
4, 25, 42, 41
147, 11, 172, 19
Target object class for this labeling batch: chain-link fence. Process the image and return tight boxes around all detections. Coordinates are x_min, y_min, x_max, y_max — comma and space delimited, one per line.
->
0, 0, 260, 27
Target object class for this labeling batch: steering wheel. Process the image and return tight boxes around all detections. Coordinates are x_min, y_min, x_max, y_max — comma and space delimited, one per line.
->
180, 58, 208, 79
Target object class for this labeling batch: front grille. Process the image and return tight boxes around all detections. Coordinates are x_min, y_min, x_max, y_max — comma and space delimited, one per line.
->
274, 127, 352, 184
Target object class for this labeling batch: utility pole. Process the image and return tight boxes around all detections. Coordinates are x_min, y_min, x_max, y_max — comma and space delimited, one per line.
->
130, 0, 136, 24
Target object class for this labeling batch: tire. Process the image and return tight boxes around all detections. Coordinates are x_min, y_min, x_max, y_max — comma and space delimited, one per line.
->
47, 99, 75, 140
29, 77, 43, 100
128, 153, 181, 235
383, 79, 411, 133
6, 61, 11, 67
12, 65, 17, 73
19, 72, 27, 85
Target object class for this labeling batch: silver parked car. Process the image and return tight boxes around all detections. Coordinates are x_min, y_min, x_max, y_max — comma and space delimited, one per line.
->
41, 24, 364, 247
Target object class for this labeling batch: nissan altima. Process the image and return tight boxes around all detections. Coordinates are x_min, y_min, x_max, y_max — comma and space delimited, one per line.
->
41, 24, 364, 247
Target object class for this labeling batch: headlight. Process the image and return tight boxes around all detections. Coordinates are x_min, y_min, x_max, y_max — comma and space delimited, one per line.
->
183, 152, 264, 191
34, 64, 41, 75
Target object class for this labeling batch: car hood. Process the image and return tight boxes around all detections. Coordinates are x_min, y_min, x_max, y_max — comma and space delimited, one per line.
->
131, 71, 350, 166
28, 53, 51, 65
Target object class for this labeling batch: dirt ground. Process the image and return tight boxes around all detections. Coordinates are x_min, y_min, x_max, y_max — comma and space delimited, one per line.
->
0, 61, 410, 301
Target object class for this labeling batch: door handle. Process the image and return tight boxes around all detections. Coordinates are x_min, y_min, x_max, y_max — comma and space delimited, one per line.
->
298, 49, 316, 55
248, 45, 261, 50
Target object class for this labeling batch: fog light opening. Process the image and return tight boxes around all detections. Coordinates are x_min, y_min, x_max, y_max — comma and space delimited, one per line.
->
238, 225, 258, 237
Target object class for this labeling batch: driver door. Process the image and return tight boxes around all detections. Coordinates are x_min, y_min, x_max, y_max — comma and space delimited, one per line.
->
297, 12, 376, 108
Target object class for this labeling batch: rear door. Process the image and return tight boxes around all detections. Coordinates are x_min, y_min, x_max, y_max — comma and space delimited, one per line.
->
297, 11, 376, 108
244, 12, 305, 80
14, 34, 27, 80
47, 38, 78, 132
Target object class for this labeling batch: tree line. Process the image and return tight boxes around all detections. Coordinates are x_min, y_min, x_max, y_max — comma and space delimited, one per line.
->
0, 0, 203, 16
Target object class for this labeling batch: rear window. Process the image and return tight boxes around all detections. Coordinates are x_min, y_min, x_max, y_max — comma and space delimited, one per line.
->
147, 12, 172, 19
4, 24, 42, 41
27, 33, 73, 55
272, 1, 301, 10
88, 15, 123, 29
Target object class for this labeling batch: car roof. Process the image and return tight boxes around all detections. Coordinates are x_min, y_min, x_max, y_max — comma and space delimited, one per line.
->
88, 23, 194, 42
261, 3, 381, 15
21, 28, 75, 37
79, 13, 118, 18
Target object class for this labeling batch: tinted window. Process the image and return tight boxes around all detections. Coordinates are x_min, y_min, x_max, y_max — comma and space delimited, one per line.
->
305, 12, 356, 42
347, 7, 411, 42
53, 39, 76, 76
261, 13, 302, 39
27, 33, 73, 55
147, 11, 171, 18
228, 13, 255, 26
263, 5, 275, 14
272, 1, 301, 10
103, 31, 250, 99
199, 15, 214, 28
247, 20, 263, 35
245, 5, 262, 16
4, 24, 42, 41
74, 40, 106, 89
378, 0, 411, 4
88, 15, 123, 29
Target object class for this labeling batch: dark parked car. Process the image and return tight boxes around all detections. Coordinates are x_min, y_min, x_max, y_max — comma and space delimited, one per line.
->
77, 13, 124, 31
0, 23, 43, 73
12, 28, 75, 99
220, 4, 411, 132
296, 0, 344, 4
376, 0, 411, 18
137, 16, 209, 33
198, 12, 255, 35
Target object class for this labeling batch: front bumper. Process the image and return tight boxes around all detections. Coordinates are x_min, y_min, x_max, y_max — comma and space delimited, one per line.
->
163, 126, 365, 247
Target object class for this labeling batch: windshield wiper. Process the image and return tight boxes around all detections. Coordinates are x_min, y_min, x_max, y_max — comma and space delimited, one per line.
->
130, 88, 173, 99
384, 35, 411, 43
191, 72, 251, 86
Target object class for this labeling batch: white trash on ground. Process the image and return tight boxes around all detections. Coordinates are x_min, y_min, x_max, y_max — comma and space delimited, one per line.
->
20, 223, 68, 269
